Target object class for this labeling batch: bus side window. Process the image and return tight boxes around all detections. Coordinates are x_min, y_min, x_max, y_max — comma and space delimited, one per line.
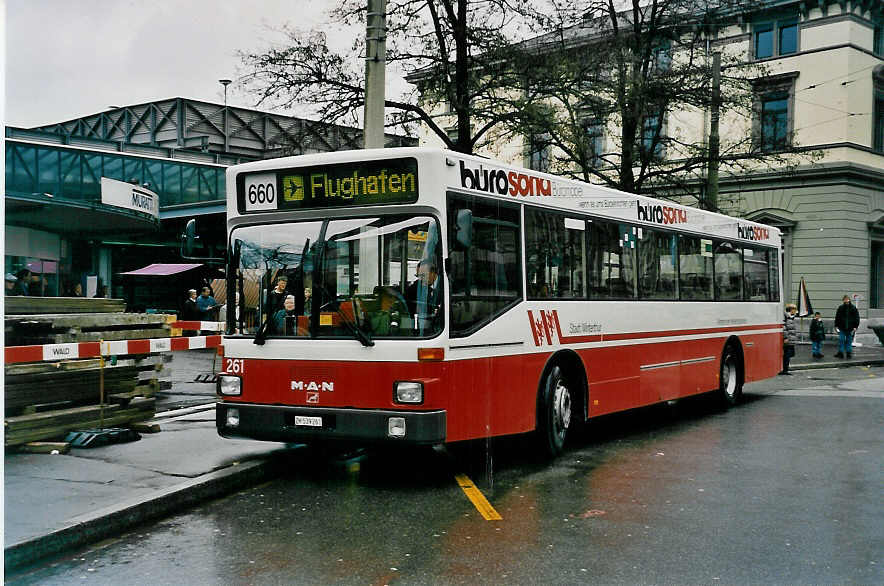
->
447, 193, 521, 336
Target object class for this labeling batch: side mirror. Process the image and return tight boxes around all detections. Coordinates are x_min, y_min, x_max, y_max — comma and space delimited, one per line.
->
182, 219, 197, 256
180, 218, 225, 262
454, 209, 472, 250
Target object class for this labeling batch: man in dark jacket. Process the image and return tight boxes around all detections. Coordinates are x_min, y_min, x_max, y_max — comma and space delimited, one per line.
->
834, 295, 861, 359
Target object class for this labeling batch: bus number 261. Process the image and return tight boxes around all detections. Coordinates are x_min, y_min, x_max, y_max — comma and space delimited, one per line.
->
225, 358, 245, 374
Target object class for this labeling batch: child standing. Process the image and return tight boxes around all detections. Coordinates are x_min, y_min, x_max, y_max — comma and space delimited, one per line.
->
809, 311, 826, 358
781, 303, 798, 375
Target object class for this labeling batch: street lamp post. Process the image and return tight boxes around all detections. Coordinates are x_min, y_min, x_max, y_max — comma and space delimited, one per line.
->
219, 79, 232, 152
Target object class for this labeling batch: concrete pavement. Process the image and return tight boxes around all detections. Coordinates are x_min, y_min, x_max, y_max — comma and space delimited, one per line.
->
5, 342, 884, 572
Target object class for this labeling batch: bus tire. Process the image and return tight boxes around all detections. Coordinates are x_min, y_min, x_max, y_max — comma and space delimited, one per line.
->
718, 344, 743, 407
537, 365, 572, 457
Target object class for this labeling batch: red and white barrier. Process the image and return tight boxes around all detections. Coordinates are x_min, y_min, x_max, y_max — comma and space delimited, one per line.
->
170, 321, 225, 332
4, 335, 223, 365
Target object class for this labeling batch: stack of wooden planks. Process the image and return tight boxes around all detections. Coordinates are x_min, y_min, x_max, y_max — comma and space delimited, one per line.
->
5, 312, 172, 346
4, 296, 126, 315
4, 312, 177, 448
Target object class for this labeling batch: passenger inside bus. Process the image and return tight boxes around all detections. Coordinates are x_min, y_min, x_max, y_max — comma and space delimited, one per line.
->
367, 286, 410, 335
272, 294, 298, 335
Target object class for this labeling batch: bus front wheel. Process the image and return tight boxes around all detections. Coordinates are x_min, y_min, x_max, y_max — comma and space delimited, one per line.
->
718, 346, 743, 407
537, 365, 572, 457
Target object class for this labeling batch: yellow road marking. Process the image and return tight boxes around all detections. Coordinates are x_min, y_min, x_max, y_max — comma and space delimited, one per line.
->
455, 473, 502, 520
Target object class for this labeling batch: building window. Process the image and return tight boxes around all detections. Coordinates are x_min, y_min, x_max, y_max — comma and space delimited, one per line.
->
753, 73, 798, 153
445, 127, 460, 149
652, 43, 672, 72
761, 93, 790, 152
640, 114, 664, 159
754, 17, 798, 59
582, 118, 605, 167
755, 24, 774, 58
527, 134, 551, 172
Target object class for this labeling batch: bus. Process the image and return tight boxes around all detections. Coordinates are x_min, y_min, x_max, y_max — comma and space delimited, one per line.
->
214, 147, 782, 456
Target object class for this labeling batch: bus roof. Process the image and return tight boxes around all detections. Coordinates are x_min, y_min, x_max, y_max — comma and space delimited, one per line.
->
227, 147, 780, 248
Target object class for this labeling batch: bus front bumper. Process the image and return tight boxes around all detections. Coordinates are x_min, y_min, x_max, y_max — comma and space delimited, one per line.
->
216, 402, 446, 445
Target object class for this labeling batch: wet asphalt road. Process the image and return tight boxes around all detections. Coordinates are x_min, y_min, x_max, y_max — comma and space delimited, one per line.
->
7, 366, 883, 585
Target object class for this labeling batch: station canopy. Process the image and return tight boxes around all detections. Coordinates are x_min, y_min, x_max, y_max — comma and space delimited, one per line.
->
119, 263, 203, 276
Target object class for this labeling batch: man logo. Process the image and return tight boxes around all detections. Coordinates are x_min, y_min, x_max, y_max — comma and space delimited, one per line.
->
284, 175, 305, 201
291, 380, 334, 392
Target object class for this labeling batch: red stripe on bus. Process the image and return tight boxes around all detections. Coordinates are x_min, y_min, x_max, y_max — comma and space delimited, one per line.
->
600, 323, 782, 343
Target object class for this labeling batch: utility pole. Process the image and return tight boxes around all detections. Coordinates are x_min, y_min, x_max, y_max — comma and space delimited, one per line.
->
219, 79, 232, 152
705, 52, 721, 212
363, 0, 387, 149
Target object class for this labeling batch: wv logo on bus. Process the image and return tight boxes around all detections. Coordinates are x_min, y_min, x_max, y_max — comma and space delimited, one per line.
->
528, 310, 563, 346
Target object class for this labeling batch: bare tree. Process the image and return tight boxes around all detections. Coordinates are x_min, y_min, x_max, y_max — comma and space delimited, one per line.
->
511, 0, 817, 205
240, 0, 545, 154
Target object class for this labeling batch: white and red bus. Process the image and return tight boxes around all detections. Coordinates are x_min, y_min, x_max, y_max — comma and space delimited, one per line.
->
215, 148, 782, 456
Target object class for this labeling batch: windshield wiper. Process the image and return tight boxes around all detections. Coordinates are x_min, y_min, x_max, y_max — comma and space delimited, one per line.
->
253, 268, 275, 346
345, 296, 374, 347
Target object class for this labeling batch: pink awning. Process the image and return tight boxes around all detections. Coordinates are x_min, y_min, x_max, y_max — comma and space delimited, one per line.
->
120, 263, 203, 276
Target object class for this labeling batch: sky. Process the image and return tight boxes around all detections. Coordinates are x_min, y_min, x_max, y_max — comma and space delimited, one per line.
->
4, 0, 352, 128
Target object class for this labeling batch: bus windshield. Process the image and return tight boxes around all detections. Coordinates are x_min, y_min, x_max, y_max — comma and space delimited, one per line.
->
227, 214, 443, 341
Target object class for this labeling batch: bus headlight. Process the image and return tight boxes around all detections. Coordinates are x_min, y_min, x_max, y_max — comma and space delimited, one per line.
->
218, 375, 242, 396
226, 408, 240, 427
394, 381, 423, 404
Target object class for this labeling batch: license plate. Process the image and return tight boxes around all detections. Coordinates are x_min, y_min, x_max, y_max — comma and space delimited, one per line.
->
294, 415, 322, 427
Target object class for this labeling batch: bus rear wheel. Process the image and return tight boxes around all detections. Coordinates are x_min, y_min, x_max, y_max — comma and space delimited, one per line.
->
538, 365, 572, 457
718, 346, 743, 407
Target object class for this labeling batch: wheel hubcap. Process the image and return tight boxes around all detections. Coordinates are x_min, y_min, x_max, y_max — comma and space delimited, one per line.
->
553, 381, 571, 436
723, 358, 736, 396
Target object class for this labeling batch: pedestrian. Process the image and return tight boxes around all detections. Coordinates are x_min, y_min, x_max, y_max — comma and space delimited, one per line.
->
182, 289, 199, 319
834, 294, 860, 359
780, 303, 798, 375
5, 273, 18, 295
809, 311, 826, 359
71, 282, 84, 297
196, 286, 217, 320
12, 269, 30, 296
180, 288, 200, 336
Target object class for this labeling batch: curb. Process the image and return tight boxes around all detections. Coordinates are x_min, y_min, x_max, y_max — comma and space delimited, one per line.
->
4, 457, 281, 573
790, 358, 884, 371
151, 402, 217, 421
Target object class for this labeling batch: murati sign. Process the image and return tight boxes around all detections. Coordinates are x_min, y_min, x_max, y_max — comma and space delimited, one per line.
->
100, 177, 159, 218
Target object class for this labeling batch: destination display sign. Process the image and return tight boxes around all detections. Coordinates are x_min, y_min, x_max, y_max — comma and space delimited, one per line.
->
238, 157, 418, 213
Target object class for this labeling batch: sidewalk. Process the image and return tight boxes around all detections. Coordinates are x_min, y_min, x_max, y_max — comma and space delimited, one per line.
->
5, 342, 884, 571
788, 339, 884, 371
4, 349, 290, 572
